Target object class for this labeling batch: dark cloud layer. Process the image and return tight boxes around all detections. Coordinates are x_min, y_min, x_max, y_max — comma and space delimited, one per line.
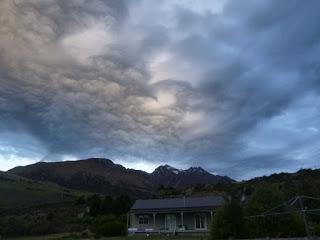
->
1, 0, 320, 179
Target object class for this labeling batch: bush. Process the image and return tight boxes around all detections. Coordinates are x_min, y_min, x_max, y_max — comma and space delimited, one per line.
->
89, 195, 101, 217
91, 215, 127, 237
210, 196, 243, 240
89, 194, 133, 217
313, 223, 320, 236
243, 184, 305, 238
0, 217, 28, 237
245, 184, 284, 215
244, 213, 305, 238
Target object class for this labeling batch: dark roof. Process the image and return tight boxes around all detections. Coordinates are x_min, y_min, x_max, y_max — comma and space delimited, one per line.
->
131, 196, 224, 211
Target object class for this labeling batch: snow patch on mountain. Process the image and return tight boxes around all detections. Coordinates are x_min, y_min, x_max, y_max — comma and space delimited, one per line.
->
163, 164, 181, 174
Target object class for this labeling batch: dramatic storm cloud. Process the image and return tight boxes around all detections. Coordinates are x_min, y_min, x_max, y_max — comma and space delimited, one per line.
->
1, 0, 320, 179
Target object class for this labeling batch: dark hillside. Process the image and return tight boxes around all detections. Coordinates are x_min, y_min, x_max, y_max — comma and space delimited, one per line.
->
9, 158, 153, 198
0, 171, 86, 209
178, 168, 320, 200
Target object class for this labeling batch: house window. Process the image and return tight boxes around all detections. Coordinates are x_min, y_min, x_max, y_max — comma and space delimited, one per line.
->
195, 214, 206, 229
138, 215, 149, 225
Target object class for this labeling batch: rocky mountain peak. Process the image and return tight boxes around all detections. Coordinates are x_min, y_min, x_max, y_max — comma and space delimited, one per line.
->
184, 166, 208, 174
153, 165, 181, 175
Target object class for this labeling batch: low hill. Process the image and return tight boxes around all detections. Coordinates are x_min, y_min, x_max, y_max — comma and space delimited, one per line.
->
244, 168, 320, 197
178, 168, 320, 200
0, 171, 87, 209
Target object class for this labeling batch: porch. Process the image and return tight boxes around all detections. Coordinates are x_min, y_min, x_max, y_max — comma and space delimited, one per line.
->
128, 210, 214, 234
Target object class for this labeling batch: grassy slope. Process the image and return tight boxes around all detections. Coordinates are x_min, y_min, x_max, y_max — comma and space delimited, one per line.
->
0, 171, 88, 209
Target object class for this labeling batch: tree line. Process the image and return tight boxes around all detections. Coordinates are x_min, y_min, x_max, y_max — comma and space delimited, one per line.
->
211, 184, 320, 239
0, 194, 133, 238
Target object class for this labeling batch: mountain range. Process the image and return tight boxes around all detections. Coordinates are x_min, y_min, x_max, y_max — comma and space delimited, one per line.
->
151, 164, 233, 188
3, 158, 320, 210
8, 158, 234, 197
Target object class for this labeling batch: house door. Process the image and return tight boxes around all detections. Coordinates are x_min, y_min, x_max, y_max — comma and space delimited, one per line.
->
165, 214, 176, 231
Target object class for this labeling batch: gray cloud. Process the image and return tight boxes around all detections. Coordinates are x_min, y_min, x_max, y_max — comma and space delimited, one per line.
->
1, 0, 320, 179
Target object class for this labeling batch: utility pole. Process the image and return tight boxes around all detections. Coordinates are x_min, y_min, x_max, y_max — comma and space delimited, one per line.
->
298, 196, 311, 239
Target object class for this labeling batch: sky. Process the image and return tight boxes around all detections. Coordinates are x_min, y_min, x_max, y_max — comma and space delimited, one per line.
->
1, 0, 320, 180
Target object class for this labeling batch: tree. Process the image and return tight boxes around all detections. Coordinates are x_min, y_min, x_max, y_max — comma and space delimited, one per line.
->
112, 195, 132, 216
210, 195, 243, 240
244, 184, 305, 238
89, 195, 102, 217
101, 196, 113, 215
245, 184, 284, 215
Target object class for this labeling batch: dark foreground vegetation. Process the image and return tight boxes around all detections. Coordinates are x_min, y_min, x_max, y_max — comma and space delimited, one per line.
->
211, 185, 313, 239
208, 169, 320, 239
2, 168, 320, 239
0, 195, 132, 239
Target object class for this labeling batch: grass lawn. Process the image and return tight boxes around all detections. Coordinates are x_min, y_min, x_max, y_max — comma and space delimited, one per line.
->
8, 233, 209, 240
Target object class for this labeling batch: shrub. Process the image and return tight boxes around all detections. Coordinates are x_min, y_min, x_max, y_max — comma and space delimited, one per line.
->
210, 196, 243, 240
91, 215, 127, 237
313, 223, 320, 236
245, 184, 284, 215
0, 217, 28, 237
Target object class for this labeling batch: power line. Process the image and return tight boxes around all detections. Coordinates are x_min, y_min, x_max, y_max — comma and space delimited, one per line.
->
243, 195, 320, 239
244, 208, 320, 219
